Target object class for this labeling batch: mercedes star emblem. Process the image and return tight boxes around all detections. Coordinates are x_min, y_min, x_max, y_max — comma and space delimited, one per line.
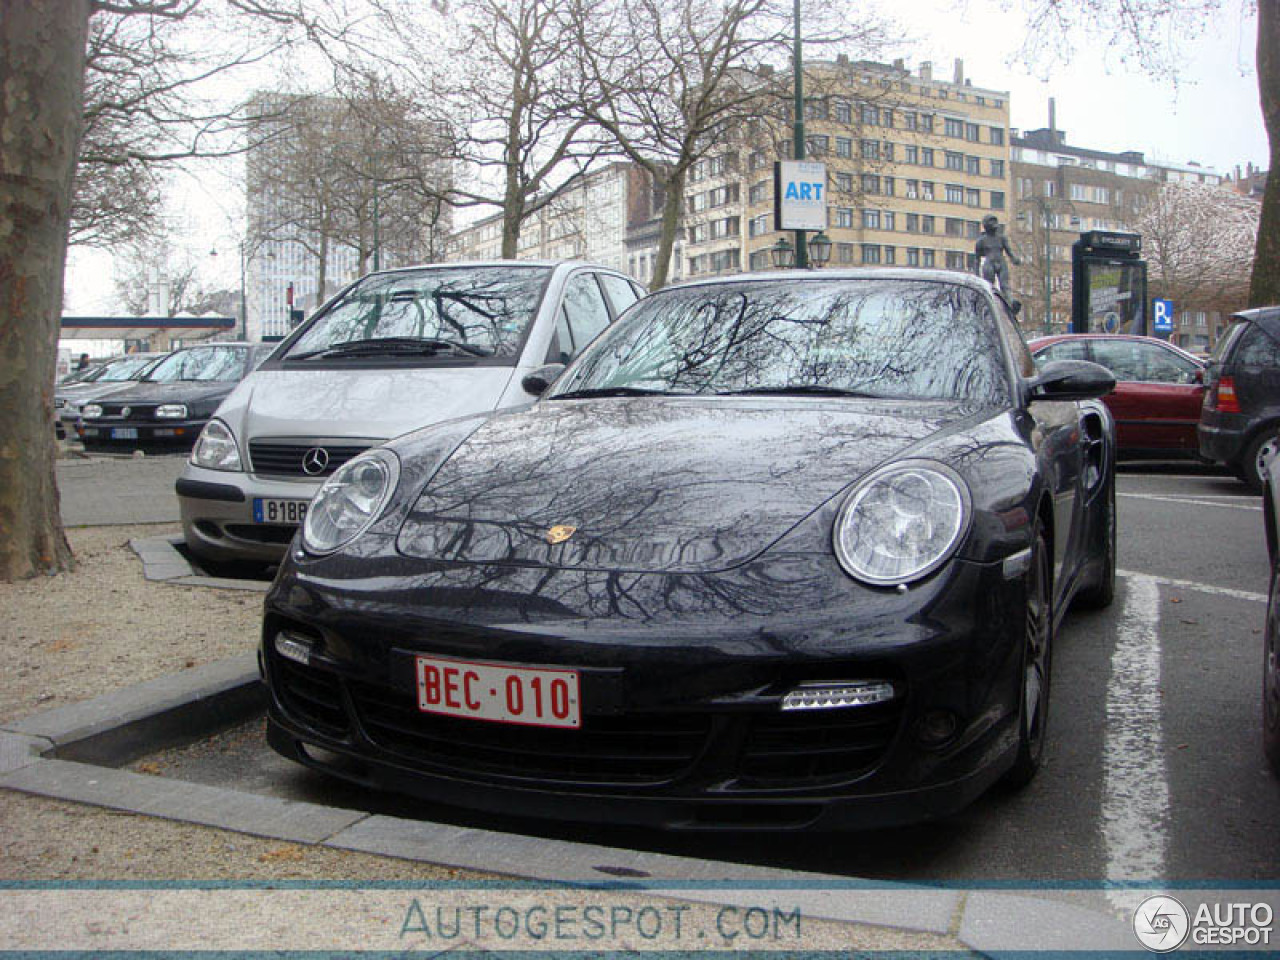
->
301, 447, 330, 476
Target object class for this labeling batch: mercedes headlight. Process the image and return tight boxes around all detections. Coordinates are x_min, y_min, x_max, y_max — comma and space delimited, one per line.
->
302, 449, 401, 555
156, 404, 188, 419
81, 404, 103, 419
833, 461, 971, 586
190, 419, 242, 472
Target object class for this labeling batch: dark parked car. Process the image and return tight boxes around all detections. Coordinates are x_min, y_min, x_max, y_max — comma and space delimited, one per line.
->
1199, 306, 1280, 490
79, 342, 273, 451
262, 269, 1117, 830
55, 352, 167, 435
1263, 446, 1280, 774
1029, 334, 1205, 460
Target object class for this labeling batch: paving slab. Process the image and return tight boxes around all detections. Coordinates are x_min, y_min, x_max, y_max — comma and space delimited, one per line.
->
58, 453, 187, 526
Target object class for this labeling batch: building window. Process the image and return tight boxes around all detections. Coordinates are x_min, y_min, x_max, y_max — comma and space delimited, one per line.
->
944, 117, 964, 138
804, 99, 827, 120
1093, 186, 1111, 203
835, 207, 854, 228
884, 245, 896, 265
883, 142, 895, 161
836, 242, 854, 264
836, 137, 852, 158
966, 156, 981, 175
861, 139, 880, 160
946, 250, 965, 270
903, 111, 918, 131
945, 217, 965, 237
990, 159, 1005, 178
883, 211, 896, 231
907, 247, 920, 266
922, 248, 936, 267
749, 180, 769, 204
882, 109, 894, 128
946, 183, 964, 203
906, 213, 919, 232
835, 171, 853, 193
990, 191, 1005, 210
965, 122, 980, 142
861, 174, 881, 194
920, 147, 934, 167
807, 135, 829, 156
748, 213, 771, 237
921, 181, 935, 200
861, 103, 879, 125
748, 249, 771, 270
905, 144, 919, 164
883, 177, 895, 197
966, 220, 981, 238
1071, 183, 1089, 201
862, 209, 881, 229
861, 244, 881, 264
921, 215, 935, 234
1045, 180, 1057, 197
834, 99, 852, 123
905, 179, 919, 199
965, 187, 980, 206
989, 126, 1005, 145
946, 151, 964, 171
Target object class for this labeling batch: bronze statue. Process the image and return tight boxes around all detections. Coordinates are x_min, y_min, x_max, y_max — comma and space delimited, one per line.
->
974, 215, 1020, 297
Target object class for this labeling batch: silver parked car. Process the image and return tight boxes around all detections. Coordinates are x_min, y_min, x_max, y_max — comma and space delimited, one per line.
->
177, 261, 644, 563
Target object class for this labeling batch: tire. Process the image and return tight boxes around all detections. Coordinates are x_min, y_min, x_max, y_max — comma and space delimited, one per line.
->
1239, 432, 1279, 493
1265, 564, 1280, 775
1075, 473, 1116, 610
1004, 527, 1054, 788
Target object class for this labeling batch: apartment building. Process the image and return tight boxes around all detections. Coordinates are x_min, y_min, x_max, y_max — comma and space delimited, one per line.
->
1010, 102, 1223, 337
683, 57, 1013, 279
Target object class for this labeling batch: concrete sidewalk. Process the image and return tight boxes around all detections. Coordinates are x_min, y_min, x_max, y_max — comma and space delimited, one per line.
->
58, 451, 186, 527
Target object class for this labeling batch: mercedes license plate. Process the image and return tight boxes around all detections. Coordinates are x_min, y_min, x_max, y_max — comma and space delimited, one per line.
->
253, 498, 308, 525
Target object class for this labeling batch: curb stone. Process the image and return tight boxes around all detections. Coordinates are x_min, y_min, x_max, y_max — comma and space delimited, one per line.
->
130, 536, 271, 593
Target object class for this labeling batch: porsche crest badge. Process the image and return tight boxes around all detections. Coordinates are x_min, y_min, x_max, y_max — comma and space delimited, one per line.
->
545, 524, 577, 545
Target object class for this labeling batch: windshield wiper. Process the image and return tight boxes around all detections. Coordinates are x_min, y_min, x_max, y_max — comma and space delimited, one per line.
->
717, 385, 885, 398
549, 386, 686, 400
291, 336, 493, 360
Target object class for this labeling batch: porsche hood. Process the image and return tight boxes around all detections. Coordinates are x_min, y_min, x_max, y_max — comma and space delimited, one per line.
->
396, 397, 991, 574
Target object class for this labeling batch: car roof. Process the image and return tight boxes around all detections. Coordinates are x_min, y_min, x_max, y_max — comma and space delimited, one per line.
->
662, 267, 998, 296
1232, 306, 1280, 340
359, 260, 631, 279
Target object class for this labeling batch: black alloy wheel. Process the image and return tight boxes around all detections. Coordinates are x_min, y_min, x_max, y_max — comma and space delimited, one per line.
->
1004, 527, 1053, 788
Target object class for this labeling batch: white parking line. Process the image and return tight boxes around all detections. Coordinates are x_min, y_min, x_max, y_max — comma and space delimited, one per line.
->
1117, 570, 1268, 604
1102, 573, 1168, 894
1119, 492, 1262, 512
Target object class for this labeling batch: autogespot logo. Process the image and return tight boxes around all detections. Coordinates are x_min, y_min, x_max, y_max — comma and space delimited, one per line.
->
1134, 895, 1191, 953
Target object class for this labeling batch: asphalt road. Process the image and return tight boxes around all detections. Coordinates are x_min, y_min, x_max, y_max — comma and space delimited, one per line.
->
143, 467, 1280, 883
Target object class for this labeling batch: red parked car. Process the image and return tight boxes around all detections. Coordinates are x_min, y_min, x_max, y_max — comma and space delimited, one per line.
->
1030, 334, 1205, 460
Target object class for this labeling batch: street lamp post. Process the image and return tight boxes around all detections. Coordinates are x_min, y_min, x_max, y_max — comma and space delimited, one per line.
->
791, 0, 809, 269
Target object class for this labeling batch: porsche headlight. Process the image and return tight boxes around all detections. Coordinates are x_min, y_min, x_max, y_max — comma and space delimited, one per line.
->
833, 461, 971, 586
302, 449, 400, 555
190, 419, 242, 471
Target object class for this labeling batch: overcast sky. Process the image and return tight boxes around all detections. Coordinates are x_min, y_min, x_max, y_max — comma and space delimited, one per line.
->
63, 0, 1268, 318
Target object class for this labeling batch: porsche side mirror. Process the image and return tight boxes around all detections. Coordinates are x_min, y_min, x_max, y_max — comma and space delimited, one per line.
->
521, 363, 566, 396
1028, 359, 1115, 402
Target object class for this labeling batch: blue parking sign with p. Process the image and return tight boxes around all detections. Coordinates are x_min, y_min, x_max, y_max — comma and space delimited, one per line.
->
1152, 299, 1174, 334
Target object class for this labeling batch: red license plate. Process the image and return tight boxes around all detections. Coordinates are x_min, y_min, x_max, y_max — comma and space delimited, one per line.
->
414, 655, 581, 729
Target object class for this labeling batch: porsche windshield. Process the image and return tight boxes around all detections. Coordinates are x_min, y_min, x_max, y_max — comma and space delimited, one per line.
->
285, 266, 552, 362
550, 278, 1011, 404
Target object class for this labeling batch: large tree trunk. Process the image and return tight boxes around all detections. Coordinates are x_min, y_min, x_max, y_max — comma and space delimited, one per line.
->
650, 169, 686, 291
0, 0, 91, 581
1251, 0, 1280, 307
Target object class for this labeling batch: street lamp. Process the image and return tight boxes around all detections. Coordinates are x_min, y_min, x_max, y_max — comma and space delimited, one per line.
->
808, 230, 832, 267
770, 236, 796, 269
210, 241, 275, 341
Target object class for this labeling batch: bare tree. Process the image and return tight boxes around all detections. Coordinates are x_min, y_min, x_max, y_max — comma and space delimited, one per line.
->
1014, 0, 1279, 307
569, 0, 886, 289
0, 0, 92, 580
364, 0, 613, 257
1129, 180, 1260, 313
111, 238, 211, 315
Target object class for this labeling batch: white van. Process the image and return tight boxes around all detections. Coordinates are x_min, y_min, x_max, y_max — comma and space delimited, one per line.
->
177, 261, 644, 563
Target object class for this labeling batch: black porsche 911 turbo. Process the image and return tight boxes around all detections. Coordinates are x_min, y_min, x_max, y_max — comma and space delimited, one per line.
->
262, 269, 1117, 830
